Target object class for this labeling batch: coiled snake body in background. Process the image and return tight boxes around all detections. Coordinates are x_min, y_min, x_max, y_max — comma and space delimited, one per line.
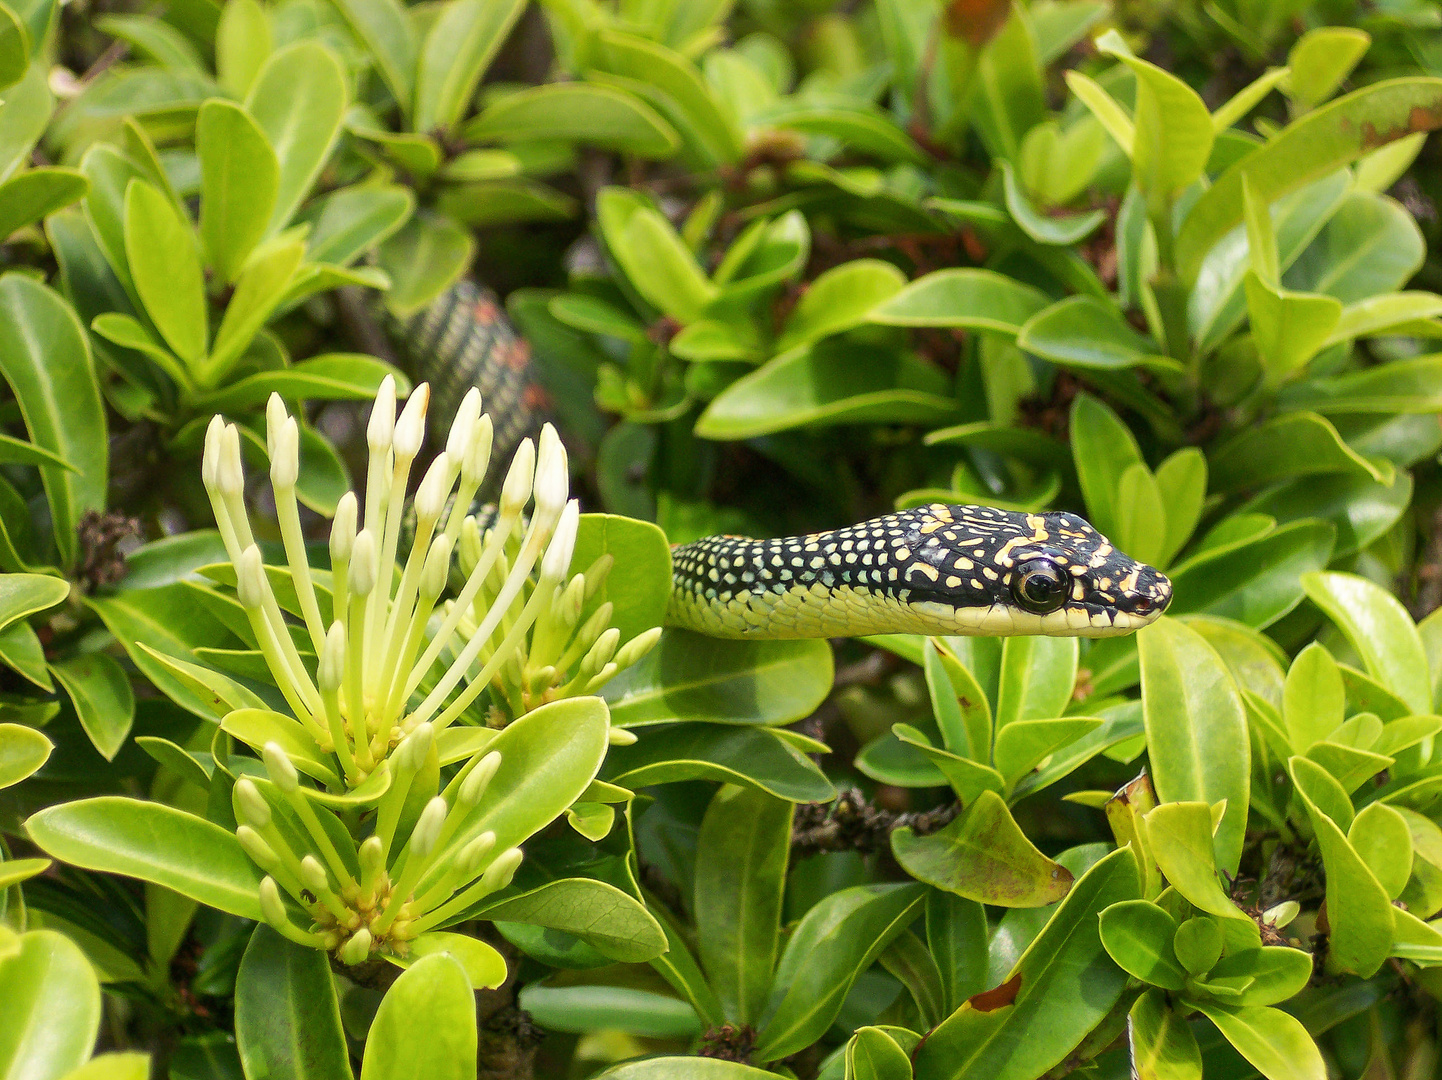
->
389, 282, 1173, 640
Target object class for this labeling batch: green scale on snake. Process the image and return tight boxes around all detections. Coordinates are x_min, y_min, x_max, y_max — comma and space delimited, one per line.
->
390, 282, 1173, 640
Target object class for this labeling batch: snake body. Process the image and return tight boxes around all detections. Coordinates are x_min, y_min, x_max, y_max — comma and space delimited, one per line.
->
392, 283, 1172, 640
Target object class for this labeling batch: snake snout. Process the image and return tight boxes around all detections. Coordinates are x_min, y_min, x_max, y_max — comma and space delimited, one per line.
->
1117, 565, 1172, 622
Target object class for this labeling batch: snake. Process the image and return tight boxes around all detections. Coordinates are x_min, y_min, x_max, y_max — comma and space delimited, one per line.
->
389, 282, 1174, 641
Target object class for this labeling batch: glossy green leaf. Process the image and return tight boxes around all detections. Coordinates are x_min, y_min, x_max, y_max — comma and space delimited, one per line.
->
1169, 520, 1335, 629
1069, 392, 1143, 542
1283, 643, 1343, 751
196, 100, 278, 284
695, 784, 790, 1024
0, 721, 50, 788
215, 0, 271, 97
1173, 915, 1225, 975
303, 186, 414, 268
0, 167, 86, 240
124, 179, 207, 365
869, 269, 1048, 335
1210, 412, 1384, 491
1244, 273, 1342, 384
1001, 160, 1105, 245
1348, 801, 1413, 900
1291, 756, 1394, 977
465, 83, 678, 157
755, 883, 925, 1062
1019, 294, 1158, 371
413, 0, 524, 134
924, 640, 989, 761
1189, 1001, 1325, 1080
193, 354, 404, 414
968, 9, 1045, 162
603, 722, 834, 803
778, 259, 907, 350
1131, 988, 1202, 1080
0, 275, 107, 568
892, 790, 1074, 907
1289, 27, 1370, 109
361, 953, 475, 1080
1143, 802, 1246, 919
1302, 571, 1431, 714
913, 847, 1140, 1080
1098, 899, 1185, 989
473, 878, 665, 963
596, 1059, 776, 1079
50, 652, 134, 762
25, 797, 264, 920
376, 213, 473, 317
1282, 355, 1442, 415
994, 718, 1102, 789
235, 926, 350, 1080
246, 42, 346, 232
395, 934, 507, 989
846, 1026, 914, 1080
327, 0, 412, 115
204, 239, 305, 382
1106, 46, 1214, 201
1139, 618, 1249, 874
996, 635, 1078, 730
1178, 78, 1442, 285
0, 929, 101, 1080
926, 891, 989, 1016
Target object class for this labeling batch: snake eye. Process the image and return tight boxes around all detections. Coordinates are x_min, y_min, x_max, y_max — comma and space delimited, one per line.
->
1012, 559, 1068, 614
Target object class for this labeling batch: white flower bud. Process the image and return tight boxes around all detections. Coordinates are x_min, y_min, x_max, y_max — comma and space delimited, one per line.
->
300, 854, 329, 895
458, 751, 501, 806
421, 535, 454, 601
539, 500, 580, 582
367, 376, 396, 451
236, 825, 277, 869
270, 417, 299, 491
358, 835, 385, 877
479, 847, 522, 893
614, 626, 663, 670
463, 414, 494, 485
236, 546, 267, 610
263, 742, 299, 793
459, 831, 497, 876
588, 627, 621, 671
265, 393, 288, 457
408, 796, 448, 859
532, 424, 569, 524
218, 424, 245, 498
235, 777, 271, 828
608, 726, 638, 746
258, 876, 289, 927
349, 529, 378, 597
330, 492, 357, 562
393, 384, 429, 461
338, 927, 372, 965
398, 723, 433, 772
413, 453, 451, 525
319, 622, 346, 692
498, 438, 535, 516
202, 415, 224, 491
446, 388, 482, 460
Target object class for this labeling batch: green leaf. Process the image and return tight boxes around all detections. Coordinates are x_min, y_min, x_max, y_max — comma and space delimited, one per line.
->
754, 883, 925, 1062
50, 652, 134, 762
1001, 160, 1105, 246
0, 573, 68, 633
235, 926, 351, 1080
1169, 520, 1335, 629
879, 930, 946, 1029
1348, 801, 1413, 900
1281, 355, 1442, 415
1065, 70, 1134, 156
1326, 291, 1442, 345
1173, 915, 1225, 975
0, 432, 75, 472
1131, 988, 1202, 1080
603, 722, 835, 803
196, 99, 279, 284
1143, 802, 1246, 920
1017, 295, 1158, 371
1177, 78, 1442, 286
996, 635, 1078, 730
413, 0, 525, 134
1291, 756, 1394, 977
892, 790, 1074, 907
215, 0, 272, 97
778, 259, 907, 351
1210, 412, 1385, 490
124, 180, 207, 364
913, 847, 1140, 1080
924, 640, 990, 761
192, 355, 405, 414
326, 0, 412, 116
603, 630, 831, 728
926, 891, 989, 1016
694, 339, 958, 439
1302, 571, 1431, 715
1287, 191, 1423, 303
869, 268, 1049, 335
1288, 27, 1370, 110
0, 167, 86, 239
96, 13, 204, 73
0, 930, 102, 1080
1283, 643, 1344, 752
594, 1059, 779, 1079
1098, 899, 1186, 989
994, 718, 1103, 789
1069, 392, 1143, 542
1102, 46, 1214, 202
1243, 273, 1342, 385
361, 953, 475, 1080
25, 797, 265, 920
0, 275, 107, 568
473, 879, 666, 963
246, 42, 347, 233
204, 238, 305, 383
0, 720, 50, 788
596, 190, 715, 322
464, 83, 679, 158
847, 1026, 914, 1080
376, 213, 473, 317
395, 934, 507, 989
303, 186, 414, 268
1139, 617, 1250, 874
1189, 1001, 1325, 1080
694, 785, 791, 1024
967, 9, 1046, 162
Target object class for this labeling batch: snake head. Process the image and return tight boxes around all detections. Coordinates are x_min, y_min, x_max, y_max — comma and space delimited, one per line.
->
903, 505, 1172, 637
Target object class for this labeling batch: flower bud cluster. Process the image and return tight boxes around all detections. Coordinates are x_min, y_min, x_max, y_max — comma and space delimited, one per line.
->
447, 503, 662, 721
237, 735, 521, 959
